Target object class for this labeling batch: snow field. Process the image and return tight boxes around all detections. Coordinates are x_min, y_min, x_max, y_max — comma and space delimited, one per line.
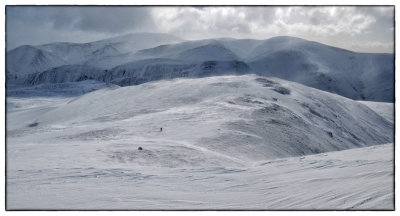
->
6, 75, 394, 209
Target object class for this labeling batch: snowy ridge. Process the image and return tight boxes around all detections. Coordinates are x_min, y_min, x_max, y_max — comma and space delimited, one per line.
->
7, 34, 393, 102
6, 33, 184, 77
8, 75, 393, 163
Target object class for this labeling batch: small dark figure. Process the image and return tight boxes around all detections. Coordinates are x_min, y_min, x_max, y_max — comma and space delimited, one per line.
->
160, 127, 163, 132
138, 147, 143, 151
28, 122, 39, 127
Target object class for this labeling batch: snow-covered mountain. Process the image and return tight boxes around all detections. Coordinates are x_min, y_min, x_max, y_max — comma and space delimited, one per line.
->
6, 31, 395, 210
6, 45, 66, 80
6, 33, 184, 80
246, 36, 394, 102
6, 33, 394, 102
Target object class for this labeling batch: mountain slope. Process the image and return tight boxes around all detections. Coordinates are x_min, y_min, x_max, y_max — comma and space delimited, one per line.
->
24, 64, 104, 85
6, 33, 184, 79
247, 37, 394, 102
6, 45, 66, 81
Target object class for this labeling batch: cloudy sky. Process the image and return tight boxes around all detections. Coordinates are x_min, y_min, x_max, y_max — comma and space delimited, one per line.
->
6, 6, 394, 53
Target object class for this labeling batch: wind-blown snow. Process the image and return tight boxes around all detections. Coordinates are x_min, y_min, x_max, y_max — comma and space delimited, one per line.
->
6, 75, 394, 209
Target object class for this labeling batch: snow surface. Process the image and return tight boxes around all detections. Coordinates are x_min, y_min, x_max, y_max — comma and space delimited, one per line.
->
7, 143, 393, 210
6, 75, 394, 210
358, 101, 394, 123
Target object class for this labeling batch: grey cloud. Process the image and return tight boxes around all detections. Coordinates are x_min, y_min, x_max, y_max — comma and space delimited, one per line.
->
6, 6, 157, 50
73, 7, 156, 33
7, 6, 156, 33
6, 6, 394, 53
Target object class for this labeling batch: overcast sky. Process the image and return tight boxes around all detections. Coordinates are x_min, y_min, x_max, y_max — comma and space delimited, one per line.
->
6, 6, 394, 53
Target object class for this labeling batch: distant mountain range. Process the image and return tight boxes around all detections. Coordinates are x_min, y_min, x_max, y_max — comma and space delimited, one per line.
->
6, 33, 394, 102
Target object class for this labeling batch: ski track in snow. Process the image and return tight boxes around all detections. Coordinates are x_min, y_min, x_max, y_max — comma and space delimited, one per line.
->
6, 75, 394, 210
